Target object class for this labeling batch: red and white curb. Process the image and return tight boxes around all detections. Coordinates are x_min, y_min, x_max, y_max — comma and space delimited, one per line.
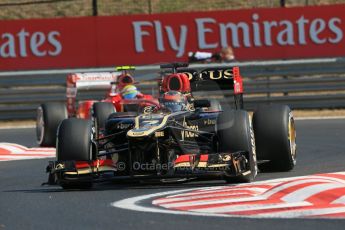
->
0, 142, 55, 161
112, 172, 345, 219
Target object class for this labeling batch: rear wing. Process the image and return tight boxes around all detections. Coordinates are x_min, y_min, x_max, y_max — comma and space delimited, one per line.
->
178, 66, 243, 94
66, 72, 120, 92
180, 67, 243, 109
66, 72, 121, 116
160, 63, 243, 109
160, 63, 243, 94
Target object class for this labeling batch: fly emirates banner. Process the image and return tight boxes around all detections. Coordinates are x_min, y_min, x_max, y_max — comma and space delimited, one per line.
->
0, 4, 344, 70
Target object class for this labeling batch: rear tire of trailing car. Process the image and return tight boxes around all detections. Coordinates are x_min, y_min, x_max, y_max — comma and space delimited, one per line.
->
217, 110, 257, 183
92, 102, 116, 138
36, 103, 67, 147
253, 105, 296, 172
57, 118, 93, 189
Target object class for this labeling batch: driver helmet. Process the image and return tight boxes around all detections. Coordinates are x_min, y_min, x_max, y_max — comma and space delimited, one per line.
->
160, 91, 188, 112
116, 74, 135, 91
121, 84, 139, 99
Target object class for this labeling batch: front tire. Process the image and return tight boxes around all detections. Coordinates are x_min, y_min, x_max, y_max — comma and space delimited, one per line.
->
36, 103, 67, 147
57, 118, 93, 189
253, 105, 297, 172
217, 110, 257, 183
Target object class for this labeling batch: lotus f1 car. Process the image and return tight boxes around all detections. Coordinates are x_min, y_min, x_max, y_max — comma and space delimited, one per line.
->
46, 64, 297, 189
36, 66, 157, 147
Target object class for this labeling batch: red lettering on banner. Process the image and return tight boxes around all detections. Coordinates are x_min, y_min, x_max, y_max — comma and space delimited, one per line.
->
0, 4, 344, 71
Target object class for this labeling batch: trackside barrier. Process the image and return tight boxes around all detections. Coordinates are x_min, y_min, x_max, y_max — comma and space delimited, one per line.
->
1, 57, 345, 120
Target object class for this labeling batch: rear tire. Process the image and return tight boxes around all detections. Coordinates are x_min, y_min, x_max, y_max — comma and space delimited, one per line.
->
253, 105, 297, 172
36, 103, 67, 147
93, 102, 116, 129
217, 110, 257, 183
92, 102, 116, 138
57, 118, 93, 189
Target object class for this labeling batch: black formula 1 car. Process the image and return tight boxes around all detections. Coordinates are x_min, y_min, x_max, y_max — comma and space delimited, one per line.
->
46, 64, 296, 189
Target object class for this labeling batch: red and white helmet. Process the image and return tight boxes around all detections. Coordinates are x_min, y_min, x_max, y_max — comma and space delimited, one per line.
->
161, 73, 191, 94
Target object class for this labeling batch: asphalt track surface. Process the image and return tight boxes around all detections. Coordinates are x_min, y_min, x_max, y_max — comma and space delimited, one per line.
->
1, 119, 345, 230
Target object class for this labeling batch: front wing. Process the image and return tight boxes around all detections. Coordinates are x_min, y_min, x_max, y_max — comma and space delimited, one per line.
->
46, 151, 251, 185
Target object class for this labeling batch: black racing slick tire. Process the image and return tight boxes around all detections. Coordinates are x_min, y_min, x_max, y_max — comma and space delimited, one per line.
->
36, 103, 67, 147
57, 118, 93, 189
253, 105, 297, 172
92, 102, 116, 138
57, 118, 93, 161
217, 110, 257, 183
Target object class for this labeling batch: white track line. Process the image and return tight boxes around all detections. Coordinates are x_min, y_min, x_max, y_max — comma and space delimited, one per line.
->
295, 116, 345, 120
332, 195, 345, 205
0, 124, 35, 130
0, 143, 55, 161
153, 188, 266, 205
0, 155, 54, 161
157, 179, 336, 209
112, 172, 345, 219
253, 206, 345, 218
281, 183, 345, 203
111, 189, 233, 218
189, 201, 311, 214
0, 143, 26, 153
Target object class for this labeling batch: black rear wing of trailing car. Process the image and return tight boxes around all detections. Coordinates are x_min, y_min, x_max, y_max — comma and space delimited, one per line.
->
160, 63, 244, 109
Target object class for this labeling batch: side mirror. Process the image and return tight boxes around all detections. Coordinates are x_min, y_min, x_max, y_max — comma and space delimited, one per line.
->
194, 99, 211, 108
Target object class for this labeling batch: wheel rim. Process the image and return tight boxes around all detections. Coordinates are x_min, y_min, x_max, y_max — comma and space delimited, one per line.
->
36, 107, 45, 144
288, 115, 297, 164
90, 125, 95, 160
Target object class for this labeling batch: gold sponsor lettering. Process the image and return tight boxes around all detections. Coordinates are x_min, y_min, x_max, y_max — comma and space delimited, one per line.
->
181, 69, 233, 81
131, 131, 144, 136
200, 69, 233, 80
143, 106, 154, 114
209, 70, 218, 80
211, 70, 223, 80
204, 119, 216, 125
181, 125, 199, 139
223, 69, 232, 79
181, 117, 199, 139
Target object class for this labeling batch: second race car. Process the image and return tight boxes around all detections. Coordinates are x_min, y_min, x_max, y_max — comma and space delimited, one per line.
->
36, 66, 158, 147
